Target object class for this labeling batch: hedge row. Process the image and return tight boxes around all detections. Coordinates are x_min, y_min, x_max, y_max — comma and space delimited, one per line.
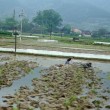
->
0, 31, 12, 36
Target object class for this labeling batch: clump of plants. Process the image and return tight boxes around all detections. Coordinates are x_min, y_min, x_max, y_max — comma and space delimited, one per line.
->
105, 105, 110, 109
64, 95, 78, 107
4, 63, 101, 110
0, 60, 38, 88
92, 100, 102, 108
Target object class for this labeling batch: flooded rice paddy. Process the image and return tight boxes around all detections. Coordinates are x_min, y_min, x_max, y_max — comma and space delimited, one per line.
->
0, 53, 110, 110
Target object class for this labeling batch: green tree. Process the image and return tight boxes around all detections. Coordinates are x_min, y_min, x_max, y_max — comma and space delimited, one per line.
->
92, 28, 108, 38
4, 17, 18, 30
21, 18, 33, 33
98, 28, 108, 37
33, 9, 63, 36
0, 20, 4, 30
62, 24, 71, 35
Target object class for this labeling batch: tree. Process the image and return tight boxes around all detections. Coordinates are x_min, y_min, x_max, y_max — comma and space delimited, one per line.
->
4, 17, 18, 30
98, 28, 108, 37
0, 20, 4, 30
92, 28, 108, 38
33, 9, 63, 36
20, 18, 33, 33
62, 24, 71, 35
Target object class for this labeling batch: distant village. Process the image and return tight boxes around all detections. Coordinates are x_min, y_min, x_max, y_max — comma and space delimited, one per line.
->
71, 28, 110, 38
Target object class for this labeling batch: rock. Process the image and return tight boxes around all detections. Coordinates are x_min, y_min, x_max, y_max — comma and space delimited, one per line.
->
39, 99, 49, 109
20, 86, 29, 90
50, 103, 66, 110
18, 94, 27, 99
19, 102, 30, 109
84, 103, 95, 109
71, 101, 78, 107
7, 100, 14, 105
69, 107, 75, 110
3, 100, 8, 102
30, 100, 39, 108
42, 107, 57, 110
19, 98, 25, 102
0, 107, 12, 110
57, 97, 65, 104
2, 95, 14, 99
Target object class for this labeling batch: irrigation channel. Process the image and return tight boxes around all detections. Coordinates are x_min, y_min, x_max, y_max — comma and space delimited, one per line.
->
0, 53, 110, 110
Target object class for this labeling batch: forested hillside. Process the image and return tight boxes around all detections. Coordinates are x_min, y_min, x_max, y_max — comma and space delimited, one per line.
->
0, 0, 110, 30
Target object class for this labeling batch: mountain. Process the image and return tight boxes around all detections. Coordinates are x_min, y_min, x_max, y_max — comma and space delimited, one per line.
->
0, 0, 110, 30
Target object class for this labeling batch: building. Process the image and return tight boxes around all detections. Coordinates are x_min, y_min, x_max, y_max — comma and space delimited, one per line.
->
81, 30, 92, 37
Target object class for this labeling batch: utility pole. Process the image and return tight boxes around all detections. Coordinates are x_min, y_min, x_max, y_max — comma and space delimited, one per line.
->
13, 9, 16, 34
19, 9, 24, 41
13, 27, 19, 56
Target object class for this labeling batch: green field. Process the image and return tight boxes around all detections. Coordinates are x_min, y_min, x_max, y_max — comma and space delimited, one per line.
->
0, 34, 110, 52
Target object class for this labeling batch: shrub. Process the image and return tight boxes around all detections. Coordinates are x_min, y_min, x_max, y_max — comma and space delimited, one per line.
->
0, 31, 12, 36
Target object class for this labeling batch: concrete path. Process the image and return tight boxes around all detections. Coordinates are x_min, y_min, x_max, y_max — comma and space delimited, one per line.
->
0, 47, 110, 61
94, 41, 110, 45
18, 35, 39, 38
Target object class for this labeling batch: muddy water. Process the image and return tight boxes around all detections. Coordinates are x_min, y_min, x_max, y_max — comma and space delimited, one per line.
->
0, 54, 65, 106
0, 67, 42, 106
0, 54, 110, 108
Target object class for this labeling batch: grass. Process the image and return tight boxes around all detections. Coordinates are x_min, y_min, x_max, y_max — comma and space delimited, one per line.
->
52, 36, 110, 50
64, 95, 78, 107
13, 108, 19, 110
53, 35, 110, 44
0, 34, 110, 51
